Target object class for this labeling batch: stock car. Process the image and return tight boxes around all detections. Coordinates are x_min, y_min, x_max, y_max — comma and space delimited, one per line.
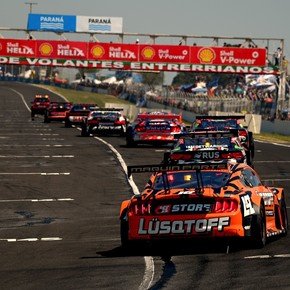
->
31, 94, 51, 120
64, 103, 97, 128
126, 111, 186, 147
192, 115, 255, 161
120, 161, 288, 249
81, 108, 128, 137
44, 102, 73, 123
164, 130, 249, 165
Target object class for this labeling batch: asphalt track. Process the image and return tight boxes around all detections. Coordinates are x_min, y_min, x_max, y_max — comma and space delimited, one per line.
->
0, 82, 289, 290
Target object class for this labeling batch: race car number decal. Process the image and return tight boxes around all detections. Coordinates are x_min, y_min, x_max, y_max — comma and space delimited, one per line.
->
241, 194, 255, 217
138, 217, 230, 235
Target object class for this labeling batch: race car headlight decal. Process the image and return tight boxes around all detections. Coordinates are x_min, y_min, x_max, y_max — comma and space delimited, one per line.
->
134, 203, 151, 215
221, 152, 244, 159
213, 199, 238, 213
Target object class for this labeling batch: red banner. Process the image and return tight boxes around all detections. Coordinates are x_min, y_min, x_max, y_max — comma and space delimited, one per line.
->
190, 46, 266, 66
88, 43, 139, 61
36, 40, 88, 60
139, 44, 190, 63
0, 39, 36, 57
0, 38, 274, 73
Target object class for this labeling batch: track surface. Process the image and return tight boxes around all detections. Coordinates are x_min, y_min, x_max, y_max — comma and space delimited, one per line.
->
0, 82, 289, 290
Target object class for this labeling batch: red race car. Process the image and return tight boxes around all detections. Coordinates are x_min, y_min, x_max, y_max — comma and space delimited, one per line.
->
64, 103, 97, 128
120, 161, 288, 249
31, 94, 50, 120
81, 108, 128, 136
44, 102, 73, 123
126, 111, 186, 147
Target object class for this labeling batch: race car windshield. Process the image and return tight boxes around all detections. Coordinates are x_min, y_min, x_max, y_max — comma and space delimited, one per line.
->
153, 171, 230, 190
91, 112, 120, 118
34, 98, 49, 103
200, 120, 239, 129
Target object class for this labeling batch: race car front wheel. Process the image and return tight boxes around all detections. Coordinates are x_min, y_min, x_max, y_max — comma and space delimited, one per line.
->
280, 198, 288, 236
120, 219, 129, 248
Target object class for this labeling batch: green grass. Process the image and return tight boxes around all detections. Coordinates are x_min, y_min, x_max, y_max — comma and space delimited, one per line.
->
34, 84, 131, 107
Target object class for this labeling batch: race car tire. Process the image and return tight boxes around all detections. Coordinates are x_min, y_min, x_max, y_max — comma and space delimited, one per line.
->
246, 151, 253, 167
43, 113, 50, 123
65, 119, 71, 128
280, 198, 288, 236
31, 111, 35, 121
250, 203, 266, 248
81, 124, 90, 137
120, 219, 130, 248
126, 137, 136, 147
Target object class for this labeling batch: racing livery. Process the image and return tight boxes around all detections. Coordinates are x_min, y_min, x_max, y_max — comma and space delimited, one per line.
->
166, 130, 248, 165
126, 111, 186, 147
192, 115, 255, 163
31, 94, 50, 120
64, 103, 97, 128
120, 161, 288, 248
81, 108, 128, 136
44, 101, 73, 123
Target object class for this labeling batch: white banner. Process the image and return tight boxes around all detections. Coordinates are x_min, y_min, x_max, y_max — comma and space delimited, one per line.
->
76, 16, 123, 33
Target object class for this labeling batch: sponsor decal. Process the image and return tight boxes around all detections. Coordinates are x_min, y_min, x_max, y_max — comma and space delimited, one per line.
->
198, 48, 216, 64
194, 151, 220, 160
154, 203, 212, 214
141, 47, 155, 60
39, 43, 53, 56
91, 45, 105, 58
241, 194, 255, 217
138, 217, 230, 235
258, 192, 274, 205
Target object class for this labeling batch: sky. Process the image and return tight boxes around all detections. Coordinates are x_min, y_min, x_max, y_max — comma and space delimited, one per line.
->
0, 0, 289, 83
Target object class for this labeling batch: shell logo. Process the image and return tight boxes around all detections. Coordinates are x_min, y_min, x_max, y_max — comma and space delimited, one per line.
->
39, 43, 53, 56
141, 47, 155, 60
91, 45, 105, 58
198, 48, 216, 64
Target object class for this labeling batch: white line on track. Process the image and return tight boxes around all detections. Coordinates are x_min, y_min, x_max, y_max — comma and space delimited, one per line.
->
262, 178, 290, 182
0, 172, 70, 175
8, 88, 31, 111
88, 132, 154, 289
0, 145, 72, 147
0, 198, 74, 203
244, 254, 290, 259
0, 237, 63, 242
0, 155, 74, 158
255, 161, 290, 163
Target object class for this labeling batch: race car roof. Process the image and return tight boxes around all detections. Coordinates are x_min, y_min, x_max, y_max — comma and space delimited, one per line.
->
195, 115, 245, 120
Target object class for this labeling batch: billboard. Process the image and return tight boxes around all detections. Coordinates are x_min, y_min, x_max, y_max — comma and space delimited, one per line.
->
0, 38, 277, 74
27, 13, 76, 32
76, 16, 123, 33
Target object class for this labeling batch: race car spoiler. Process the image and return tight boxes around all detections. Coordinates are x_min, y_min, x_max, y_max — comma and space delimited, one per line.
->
173, 129, 239, 139
90, 107, 124, 111
195, 115, 245, 120
127, 162, 228, 177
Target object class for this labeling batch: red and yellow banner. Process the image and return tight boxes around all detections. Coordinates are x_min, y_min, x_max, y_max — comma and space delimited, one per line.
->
0, 38, 277, 74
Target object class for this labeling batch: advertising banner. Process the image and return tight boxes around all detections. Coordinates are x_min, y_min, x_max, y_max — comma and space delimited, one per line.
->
88, 43, 138, 61
190, 46, 266, 66
76, 16, 123, 33
36, 40, 88, 60
0, 38, 275, 74
27, 13, 76, 32
0, 39, 36, 57
139, 45, 190, 63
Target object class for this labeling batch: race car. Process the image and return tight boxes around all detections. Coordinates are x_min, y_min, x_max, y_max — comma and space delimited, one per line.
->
81, 108, 128, 137
31, 94, 51, 120
164, 130, 248, 165
64, 103, 97, 128
44, 102, 73, 123
126, 111, 187, 147
120, 161, 288, 249
192, 115, 255, 162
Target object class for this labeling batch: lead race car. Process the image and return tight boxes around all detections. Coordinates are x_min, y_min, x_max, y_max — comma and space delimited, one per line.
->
31, 94, 51, 120
81, 108, 128, 137
120, 160, 288, 249
126, 111, 187, 147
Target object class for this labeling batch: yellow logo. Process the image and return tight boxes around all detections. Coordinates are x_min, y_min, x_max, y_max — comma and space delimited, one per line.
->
91, 45, 105, 58
141, 47, 155, 60
198, 48, 216, 64
39, 43, 53, 56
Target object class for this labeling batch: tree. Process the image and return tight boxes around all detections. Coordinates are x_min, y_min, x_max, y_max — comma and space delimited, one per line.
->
140, 71, 164, 88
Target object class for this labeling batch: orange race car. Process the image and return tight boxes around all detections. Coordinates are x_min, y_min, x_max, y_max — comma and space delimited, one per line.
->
120, 161, 288, 249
